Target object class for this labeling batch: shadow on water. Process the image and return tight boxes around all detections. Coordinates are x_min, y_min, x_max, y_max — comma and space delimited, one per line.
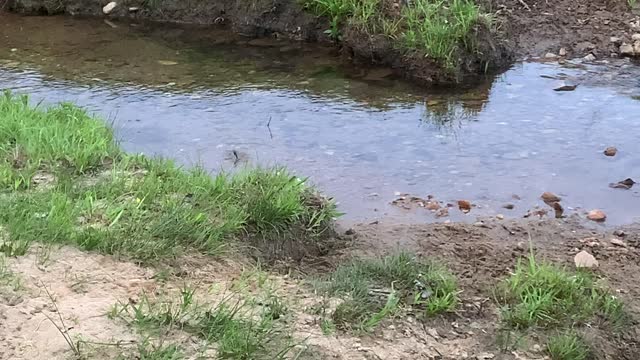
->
2, 13, 640, 225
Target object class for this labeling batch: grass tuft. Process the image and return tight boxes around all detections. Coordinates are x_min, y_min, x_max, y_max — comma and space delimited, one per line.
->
111, 286, 296, 359
303, 0, 485, 69
0, 93, 338, 263
546, 331, 590, 360
495, 253, 626, 330
316, 252, 458, 331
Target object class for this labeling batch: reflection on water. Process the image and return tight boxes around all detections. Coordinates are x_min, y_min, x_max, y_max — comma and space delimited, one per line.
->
1, 14, 640, 225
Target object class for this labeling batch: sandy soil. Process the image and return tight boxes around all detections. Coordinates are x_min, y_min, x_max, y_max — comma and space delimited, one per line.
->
2, 216, 639, 359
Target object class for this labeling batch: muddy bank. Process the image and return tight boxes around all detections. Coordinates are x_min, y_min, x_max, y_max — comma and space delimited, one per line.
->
490, 0, 640, 59
6, 0, 512, 85
340, 216, 640, 359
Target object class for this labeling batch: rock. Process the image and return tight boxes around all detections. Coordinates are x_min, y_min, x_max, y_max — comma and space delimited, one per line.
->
603, 146, 618, 156
158, 60, 179, 66
102, 1, 117, 14
496, 214, 505, 220
345, 228, 356, 236
128, 6, 139, 12
435, 208, 449, 218
634, 41, 640, 55
476, 353, 495, 360
613, 229, 626, 237
541, 192, 561, 203
426, 327, 440, 339
552, 202, 564, 218
632, 33, 640, 41
426, 202, 440, 211
610, 36, 622, 45
620, 43, 635, 56
559, 47, 567, 57
609, 178, 635, 189
458, 200, 472, 213
503, 203, 515, 210
611, 238, 627, 247
554, 84, 577, 91
587, 209, 606, 222
583, 53, 596, 62
531, 344, 542, 353
575, 250, 599, 268
544, 52, 558, 59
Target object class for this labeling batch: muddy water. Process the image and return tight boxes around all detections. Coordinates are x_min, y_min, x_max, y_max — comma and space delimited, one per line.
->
2, 14, 640, 225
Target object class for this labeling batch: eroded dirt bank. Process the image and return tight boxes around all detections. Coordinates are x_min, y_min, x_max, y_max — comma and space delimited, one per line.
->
6, 0, 640, 85
2, 217, 639, 359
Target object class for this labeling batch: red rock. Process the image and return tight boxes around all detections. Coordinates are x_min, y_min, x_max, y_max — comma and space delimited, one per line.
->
603, 147, 617, 156
457, 200, 472, 213
587, 209, 606, 222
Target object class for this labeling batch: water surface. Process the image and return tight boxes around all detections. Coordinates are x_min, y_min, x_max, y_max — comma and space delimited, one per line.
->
1, 14, 640, 225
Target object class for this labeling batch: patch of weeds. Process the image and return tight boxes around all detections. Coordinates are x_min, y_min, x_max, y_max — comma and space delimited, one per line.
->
0, 254, 22, 295
0, 93, 338, 263
315, 252, 458, 331
495, 253, 625, 330
112, 286, 296, 359
495, 252, 627, 356
120, 339, 184, 360
546, 331, 589, 360
302, 0, 486, 69
320, 318, 336, 335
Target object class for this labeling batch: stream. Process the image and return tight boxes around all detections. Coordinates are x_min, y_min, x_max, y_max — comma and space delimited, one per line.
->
1, 13, 640, 225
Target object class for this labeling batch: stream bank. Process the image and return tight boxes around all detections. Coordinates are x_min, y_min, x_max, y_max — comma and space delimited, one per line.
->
7, 0, 640, 85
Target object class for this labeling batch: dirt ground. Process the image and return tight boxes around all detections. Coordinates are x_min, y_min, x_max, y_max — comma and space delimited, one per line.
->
490, 0, 640, 58
2, 216, 639, 359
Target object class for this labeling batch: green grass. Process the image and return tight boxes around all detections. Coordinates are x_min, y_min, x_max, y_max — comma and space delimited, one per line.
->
547, 331, 590, 360
495, 252, 626, 357
302, 0, 486, 69
496, 253, 625, 330
0, 92, 338, 263
111, 286, 297, 359
315, 252, 458, 331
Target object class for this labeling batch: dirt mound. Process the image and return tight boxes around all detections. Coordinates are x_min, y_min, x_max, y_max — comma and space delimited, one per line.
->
491, 0, 640, 58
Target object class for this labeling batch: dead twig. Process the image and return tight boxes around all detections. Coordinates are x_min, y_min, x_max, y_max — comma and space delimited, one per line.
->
517, 0, 531, 11
41, 282, 81, 357
266, 116, 273, 139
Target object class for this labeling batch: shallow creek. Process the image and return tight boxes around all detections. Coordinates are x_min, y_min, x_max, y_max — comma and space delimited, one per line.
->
1, 13, 640, 225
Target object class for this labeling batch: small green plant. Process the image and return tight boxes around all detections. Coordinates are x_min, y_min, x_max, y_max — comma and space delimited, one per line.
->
495, 253, 625, 330
547, 331, 590, 360
112, 287, 296, 359
316, 252, 458, 331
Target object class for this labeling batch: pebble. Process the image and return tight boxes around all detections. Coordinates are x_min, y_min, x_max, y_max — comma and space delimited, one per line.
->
620, 43, 635, 56
496, 214, 505, 220
544, 52, 558, 59
613, 230, 626, 237
102, 1, 117, 14
610, 238, 627, 247
476, 353, 495, 360
587, 209, 607, 222
583, 53, 596, 61
541, 192, 561, 203
559, 47, 567, 56
575, 250, 599, 268
632, 33, 640, 41
503, 203, 515, 210
604, 146, 617, 156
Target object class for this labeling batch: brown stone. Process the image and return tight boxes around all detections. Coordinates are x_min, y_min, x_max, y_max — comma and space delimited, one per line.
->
541, 192, 561, 203
457, 200, 472, 213
587, 209, 606, 222
575, 251, 599, 268
603, 147, 618, 156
